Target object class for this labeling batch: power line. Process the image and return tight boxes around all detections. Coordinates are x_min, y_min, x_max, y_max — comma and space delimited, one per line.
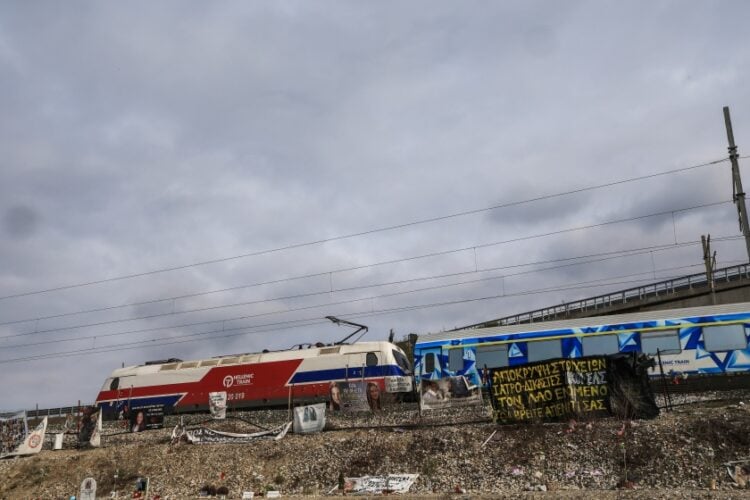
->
4, 264, 710, 363
1, 207, 738, 348
1, 239, 707, 349
0, 199, 732, 335
0, 237, 657, 327
0, 260, 729, 364
0, 219, 720, 328
0, 156, 729, 302
8, 246, 740, 356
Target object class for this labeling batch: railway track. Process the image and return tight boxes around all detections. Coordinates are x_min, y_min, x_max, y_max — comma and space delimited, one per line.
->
654, 372, 750, 395
14, 374, 750, 420
9, 404, 93, 419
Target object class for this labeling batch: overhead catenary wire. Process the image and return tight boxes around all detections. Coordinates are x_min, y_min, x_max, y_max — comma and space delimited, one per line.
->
20, 256, 750, 365
0, 236, 678, 328
1, 217, 733, 328
2, 160, 746, 363
0, 156, 731, 302
0, 239, 708, 348
0, 199, 733, 335
2, 262, 715, 363
8, 254, 743, 357
0, 203, 736, 347
0, 212, 728, 328
1, 234, 743, 350
1, 259, 737, 365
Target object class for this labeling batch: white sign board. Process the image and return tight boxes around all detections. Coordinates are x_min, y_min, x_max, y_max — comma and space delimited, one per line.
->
330, 474, 419, 495
209, 391, 227, 419
185, 421, 292, 444
54, 433, 64, 450
293, 403, 326, 434
80, 477, 97, 500
11, 417, 47, 457
89, 410, 102, 448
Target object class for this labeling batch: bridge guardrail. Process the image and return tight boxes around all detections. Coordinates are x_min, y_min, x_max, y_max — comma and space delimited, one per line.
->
464, 263, 750, 328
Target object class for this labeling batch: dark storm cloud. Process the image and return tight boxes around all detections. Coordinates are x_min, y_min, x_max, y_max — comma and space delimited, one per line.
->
3, 205, 39, 239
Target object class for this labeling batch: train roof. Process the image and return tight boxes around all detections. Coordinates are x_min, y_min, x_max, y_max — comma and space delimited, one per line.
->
417, 301, 750, 344
110, 340, 401, 377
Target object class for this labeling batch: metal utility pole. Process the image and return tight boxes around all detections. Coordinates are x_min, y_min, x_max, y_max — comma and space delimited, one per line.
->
723, 106, 750, 262
701, 234, 717, 305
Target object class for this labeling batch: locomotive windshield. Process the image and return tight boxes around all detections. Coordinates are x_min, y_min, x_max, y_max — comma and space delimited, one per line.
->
392, 349, 411, 374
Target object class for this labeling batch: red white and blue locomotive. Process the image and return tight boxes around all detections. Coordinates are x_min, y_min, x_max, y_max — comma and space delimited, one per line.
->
95, 341, 413, 416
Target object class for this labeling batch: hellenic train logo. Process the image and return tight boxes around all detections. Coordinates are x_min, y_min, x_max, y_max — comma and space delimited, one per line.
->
222, 373, 254, 388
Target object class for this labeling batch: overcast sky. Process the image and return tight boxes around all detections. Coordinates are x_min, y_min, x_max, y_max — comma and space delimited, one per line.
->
1, 1, 750, 410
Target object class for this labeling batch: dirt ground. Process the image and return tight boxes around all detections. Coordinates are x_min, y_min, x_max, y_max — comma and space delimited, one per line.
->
2, 396, 750, 499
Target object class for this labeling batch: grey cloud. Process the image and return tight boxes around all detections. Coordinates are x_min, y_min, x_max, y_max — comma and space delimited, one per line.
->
3, 205, 40, 239
2, 1, 750, 409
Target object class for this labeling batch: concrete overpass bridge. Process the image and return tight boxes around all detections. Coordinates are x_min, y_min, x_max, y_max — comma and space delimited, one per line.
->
461, 263, 750, 329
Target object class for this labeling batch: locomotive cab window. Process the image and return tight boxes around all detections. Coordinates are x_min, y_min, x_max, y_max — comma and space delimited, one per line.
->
582, 334, 619, 356
365, 352, 378, 367
476, 344, 508, 369
392, 349, 412, 374
448, 348, 464, 371
704, 324, 747, 352
527, 339, 562, 363
424, 352, 436, 373
641, 329, 681, 355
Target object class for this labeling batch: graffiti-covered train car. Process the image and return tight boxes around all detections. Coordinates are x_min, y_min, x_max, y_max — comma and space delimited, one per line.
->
414, 302, 750, 387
